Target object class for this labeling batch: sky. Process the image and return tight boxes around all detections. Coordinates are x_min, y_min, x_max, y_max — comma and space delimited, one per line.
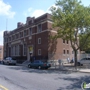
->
0, 0, 90, 45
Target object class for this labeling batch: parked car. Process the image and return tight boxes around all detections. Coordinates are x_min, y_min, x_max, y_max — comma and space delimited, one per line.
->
77, 57, 90, 66
28, 60, 51, 69
2, 57, 17, 65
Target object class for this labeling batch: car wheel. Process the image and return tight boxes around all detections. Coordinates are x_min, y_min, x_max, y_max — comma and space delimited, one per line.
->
38, 66, 41, 69
45, 67, 48, 69
28, 64, 31, 68
77, 62, 80, 66
3, 62, 5, 65
14, 63, 16, 65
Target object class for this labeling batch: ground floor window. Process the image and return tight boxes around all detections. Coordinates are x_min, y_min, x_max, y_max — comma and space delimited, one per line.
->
38, 49, 41, 55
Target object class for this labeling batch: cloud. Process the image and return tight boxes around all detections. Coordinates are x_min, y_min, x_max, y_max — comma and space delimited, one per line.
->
23, 4, 57, 18
0, 0, 15, 18
23, 7, 32, 17
31, 10, 45, 18
23, 8, 45, 18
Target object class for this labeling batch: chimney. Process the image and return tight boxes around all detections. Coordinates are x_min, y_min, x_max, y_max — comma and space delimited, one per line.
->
26, 17, 35, 25
17, 22, 23, 28
26, 17, 31, 24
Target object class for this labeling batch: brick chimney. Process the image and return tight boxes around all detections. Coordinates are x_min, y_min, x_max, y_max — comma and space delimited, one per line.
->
17, 22, 24, 28
26, 17, 35, 25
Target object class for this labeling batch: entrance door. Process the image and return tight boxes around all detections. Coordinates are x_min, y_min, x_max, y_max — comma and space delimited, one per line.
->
27, 46, 33, 61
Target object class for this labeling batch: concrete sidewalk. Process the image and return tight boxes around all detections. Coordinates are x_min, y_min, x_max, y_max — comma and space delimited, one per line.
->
78, 69, 90, 73
49, 65, 90, 73
17, 63, 90, 73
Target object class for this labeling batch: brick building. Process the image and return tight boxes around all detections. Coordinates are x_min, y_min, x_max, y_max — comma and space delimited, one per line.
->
3, 13, 75, 63
0, 45, 3, 61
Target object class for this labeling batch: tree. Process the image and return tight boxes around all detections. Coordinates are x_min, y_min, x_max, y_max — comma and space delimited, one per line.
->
50, 0, 90, 69
80, 33, 90, 53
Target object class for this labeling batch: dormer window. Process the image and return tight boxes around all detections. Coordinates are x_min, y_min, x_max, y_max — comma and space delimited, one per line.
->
37, 24, 42, 33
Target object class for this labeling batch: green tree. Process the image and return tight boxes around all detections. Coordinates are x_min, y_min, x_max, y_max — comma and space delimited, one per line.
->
80, 33, 90, 53
50, 0, 90, 69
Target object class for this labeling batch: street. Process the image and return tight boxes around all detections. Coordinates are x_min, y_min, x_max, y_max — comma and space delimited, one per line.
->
0, 64, 90, 90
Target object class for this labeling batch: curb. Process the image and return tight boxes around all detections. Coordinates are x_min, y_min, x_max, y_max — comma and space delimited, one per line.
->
17, 64, 90, 73
48, 68, 90, 73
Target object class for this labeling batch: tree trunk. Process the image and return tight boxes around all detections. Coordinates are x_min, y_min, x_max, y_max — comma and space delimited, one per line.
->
74, 50, 77, 70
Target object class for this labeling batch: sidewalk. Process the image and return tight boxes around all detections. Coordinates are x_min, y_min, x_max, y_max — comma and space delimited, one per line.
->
78, 69, 90, 73
17, 63, 90, 73
48, 63, 90, 73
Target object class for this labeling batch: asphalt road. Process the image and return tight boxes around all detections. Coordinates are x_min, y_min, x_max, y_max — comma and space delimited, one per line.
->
0, 64, 90, 90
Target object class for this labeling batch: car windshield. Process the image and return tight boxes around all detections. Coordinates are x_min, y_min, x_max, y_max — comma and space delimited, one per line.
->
87, 58, 90, 60
80, 58, 90, 61
34, 60, 43, 63
6, 57, 12, 60
80, 58, 87, 61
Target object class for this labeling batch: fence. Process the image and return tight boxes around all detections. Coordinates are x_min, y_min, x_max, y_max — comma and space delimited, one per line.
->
48, 53, 90, 69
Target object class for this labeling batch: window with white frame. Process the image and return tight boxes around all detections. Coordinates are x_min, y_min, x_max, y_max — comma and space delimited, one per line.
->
37, 24, 42, 33
29, 28, 32, 35
38, 38, 41, 44
38, 49, 41, 55
23, 44, 27, 55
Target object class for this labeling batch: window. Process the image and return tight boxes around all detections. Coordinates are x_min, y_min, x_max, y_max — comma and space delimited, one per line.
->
15, 34, 18, 39
15, 45, 19, 56
38, 49, 41, 55
63, 50, 65, 54
9, 37, 11, 41
20, 32, 23, 38
24, 30, 26, 36
7, 38, 8, 42
63, 39, 65, 43
18, 45, 20, 55
12, 35, 15, 40
4, 37, 7, 42
29, 28, 32, 35
38, 38, 41, 44
38, 24, 42, 33
23, 44, 27, 55
67, 50, 69, 54
34, 60, 39, 63
20, 32, 21, 37
12, 46, 15, 56
67, 40, 68, 44
15, 45, 17, 55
